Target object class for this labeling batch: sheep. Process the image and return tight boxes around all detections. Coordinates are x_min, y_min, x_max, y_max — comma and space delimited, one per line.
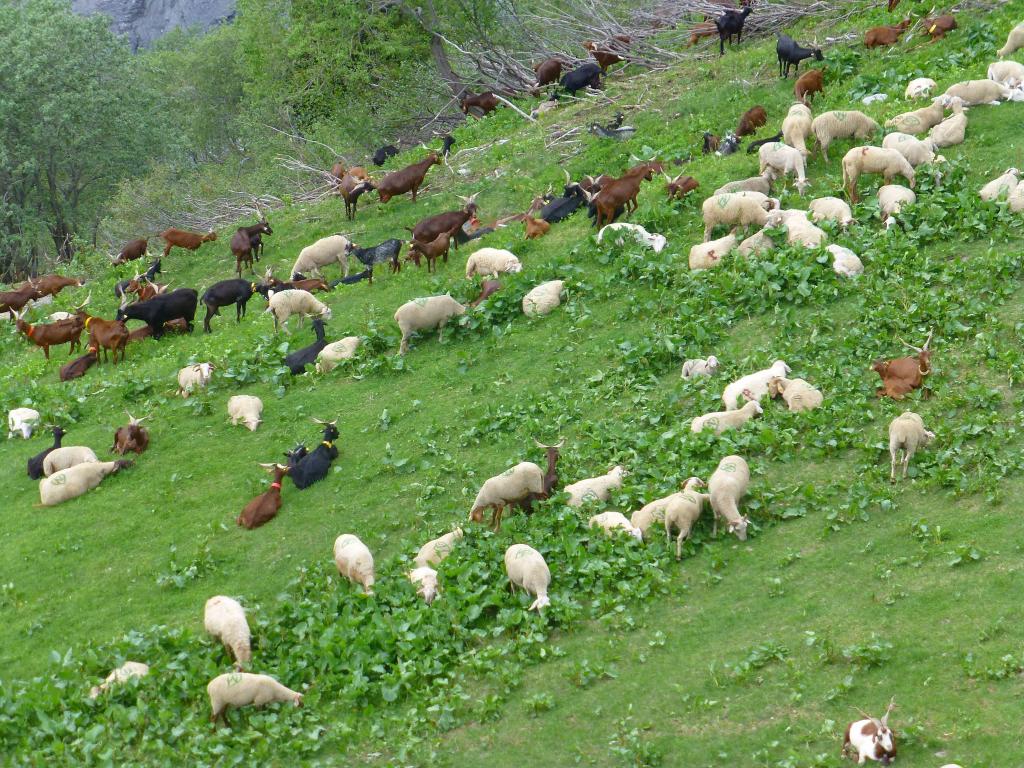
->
764, 208, 828, 248
691, 398, 763, 435
709, 454, 750, 540
885, 97, 946, 134
979, 168, 1021, 201
207, 672, 302, 726
997, 21, 1024, 57
878, 184, 917, 226
810, 110, 880, 161
988, 60, 1024, 87
690, 233, 738, 270
664, 485, 710, 559
808, 196, 854, 227
943, 79, 1011, 105
737, 228, 775, 257
714, 175, 773, 196
8, 407, 40, 439
227, 395, 263, 431
681, 355, 720, 379
722, 360, 790, 410
767, 376, 822, 411
315, 337, 360, 372
564, 465, 627, 507
904, 77, 937, 99
503, 544, 551, 612
414, 528, 464, 568
290, 234, 353, 279
881, 132, 942, 167
1010, 180, 1024, 212
203, 595, 251, 669
407, 566, 439, 604
469, 461, 546, 531
701, 191, 779, 241
464, 247, 522, 279
826, 244, 864, 277
394, 294, 466, 355
842, 147, 916, 203
631, 477, 706, 541
588, 511, 643, 541
758, 142, 810, 193
89, 661, 150, 698
522, 280, 565, 317
597, 223, 667, 253
888, 411, 934, 482
333, 533, 375, 594
265, 290, 332, 333
177, 362, 214, 398
39, 460, 132, 506
781, 103, 813, 157
42, 446, 98, 476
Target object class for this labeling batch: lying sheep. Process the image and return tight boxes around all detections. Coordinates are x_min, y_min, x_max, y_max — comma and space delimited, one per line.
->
782, 103, 813, 157
8, 407, 40, 439
522, 280, 564, 317
842, 146, 916, 203
997, 21, 1024, 57
177, 362, 214, 398
988, 60, 1024, 87
208, 672, 302, 726
765, 209, 827, 248
723, 360, 790, 410
89, 661, 150, 699
701, 191, 779, 241
944, 79, 1011, 105
811, 110, 880, 161
43, 446, 98, 476
631, 477, 705, 541
808, 196, 854, 227
709, 454, 750, 540
888, 411, 935, 482
266, 290, 332, 333
1010, 180, 1024, 212
759, 142, 810, 194
204, 595, 251, 669
664, 485, 709, 559
767, 376, 823, 411
597, 223, 667, 253
878, 184, 917, 226
394, 294, 466, 355
316, 336, 360, 372
826, 244, 864, 277
39, 460, 132, 506
504, 543, 551, 612
464, 247, 522, 279
407, 566, 439, 604
681, 355, 720, 379
885, 97, 946, 135
333, 533, 375, 594
929, 98, 969, 147
690, 233, 738, 270
290, 234, 353, 279
414, 528, 464, 568
980, 168, 1021, 201
588, 511, 643, 541
691, 398, 763, 435
738, 228, 774, 256
227, 395, 263, 431
564, 466, 627, 507
714, 175, 773, 196
904, 77, 937, 99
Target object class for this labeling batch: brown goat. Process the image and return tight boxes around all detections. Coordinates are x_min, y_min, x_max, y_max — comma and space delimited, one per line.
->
376, 153, 440, 203
23, 274, 84, 297
583, 38, 629, 71
865, 19, 911, 48
407, 231, 452, 273
524, 216, 551, 239
59, 347, 98, 381
665, 174, 700, 200
469, 280, 501, 308
237, 463, 289, 530
159, 228, 217, 258
872, 331, 933, 399
289, 278, 330, 293
338, 173, 375, 220
410, 196, 479, 250
133, 281, 169, 303
74, 298, 128, 364
533, 58, 562, 86
736, 106, 767, 137
460, 92, 500, 117
13, 311, 83, 359
702, 132, 720, 154
922, 14, 956, 41
114, 238, 148, 265
794, 69, 825, 104
689, 21, 718, 46
112, 413, 150, 455
589, 164, 656, 227
1, 284, 41, 314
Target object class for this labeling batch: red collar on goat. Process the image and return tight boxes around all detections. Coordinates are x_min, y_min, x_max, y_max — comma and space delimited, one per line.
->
270, 482, 282, 490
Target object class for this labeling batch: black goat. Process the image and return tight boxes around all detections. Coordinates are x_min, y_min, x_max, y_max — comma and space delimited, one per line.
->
201, 279, 258, 333
286, 421, 339, 489
560, 62, 603, 94
441, 135, 456, 157
540, 183, 589, 223
116, 288, 197, 339
716, 133, 741, 156
454, 225, 496, 245
352, 239, 402, 279
776, 33, 823, 78
328, 270, 373, 289
373, 145, 399, 166
27, 426, 65, 479
283, 318, 327, 374
746, 132, 784, 154
716, 7, 752, 55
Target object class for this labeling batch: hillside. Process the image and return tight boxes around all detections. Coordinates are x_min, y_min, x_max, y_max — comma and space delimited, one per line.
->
2, 2, 1024, 764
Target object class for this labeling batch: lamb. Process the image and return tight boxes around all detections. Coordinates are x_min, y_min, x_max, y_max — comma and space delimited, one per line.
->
722, 360, 790, 410
503, 543, 551, 612
737, 228, 775, 256
764, 209, 828, 248
979, 168, 1021, 201
203, 595, 251, 669
207, 672, 302, 726
842, 147, 916, 203
878, 184, 917, 226
664, 485, 710, 559
597, 223, 667, 253
943, 79, 1011, 105
988, 60, 1024, 87
808, 196, 854, 227
689, 233, 738, 270
407, 566, 439, 604
928, 97, 968, 147
781, 103, 813, 157
881, 132, 942, 167
290, 234, 354, 279
885, 97, 946, 134
414, 528, 464, 568
630, 477, 705, 541
42, 446, 98, 476
8, 407, 40, 439
826, 244, 864, 277
681, 355, 720, 379
997, 21, 1024, 57
89, 661, 150, 698
333, 533, 375, 594
691, 398, 763, 435
709, 454, 750, 540
394, 294, 466, 355
767, 376, 822, 411
39, 460, 132, 506
564, 465, 627, 506
177, 362, 214, 398
904, 77, 937, 99
810, 110, 880, 161
265, 290, 332, 333
588, 511, 643, 541
714, 175, 773, 195
522, 280, 565, 317
758, 142, 810, 193
888, 411, 934, 482
464, 248, 522, 279
701, 191, 779, 241
315, 337, 360, 372
227, 395, 263, 431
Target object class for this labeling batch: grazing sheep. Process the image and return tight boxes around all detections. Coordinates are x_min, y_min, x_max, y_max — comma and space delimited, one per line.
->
89, 661, 150, 699
394, 295, 466, 355
881, 132, 942, 167
997, 21, 1024, 57
177, 362, 214, 398
8, 407, 40, 439
664, 485, 710, 559
503, 544, 551, 612
737, 228, 775, 256
690, 232, 738, 270
904, 77, 937, 99
714, 175, 773, 195
290, 234, 354, 279
980, 168, 1021, 201
207, 672, 302, 726
709, 454, 750, 540
929, 97, 969, 147
265, 290, 332, 333
810, 110, 880, 161
944, 79, 1011, 105
826, 244, 864, 277
631, 477, 705, 541
464, 248, 522, 279
888, 411, 934, 481
878, 184, 917, 226
39, 460, 132, 506
469, 461, 545, 530
701, 191, 779, 241
522, 280, 565, 317
1010, 180, 1024, 212
414, 528, 464, 568
988, 60, 1024, 87
588, 511, 643, 541
781, 103, 813, 157
333, 534, 375, 594
597, 223, 667, 253
691, 398, 763, 435
227, 395, 263, 431
315, 337, 360, 372
808, 196, 854, 227
42, 446, 98, 476
564, 465, 627, 507
758, 142, 810, 193
764, 209, 828, 248
885, 97, 946, 134
408, 566, 440, 604
722, 360, 790, 410
203, 595, 251, 669
767, 376, 822, 411
681, 355, 720, 379
842, 147, 916, 203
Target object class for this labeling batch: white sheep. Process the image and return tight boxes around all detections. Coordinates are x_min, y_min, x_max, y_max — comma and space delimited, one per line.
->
691, 398, 763, 435
39, 460, 132, 506
8, 407, 40, 439
701, 191, 779, 241
904, 77, 937, 99
664, 486, 710, 559
203, 595, 251, 669
564, 466, 627, 507
522, 280, 565, 317
43, 446, 98, 476
842, 147, 916, 203
878, 184, 917, 226
808, 197, 854, 227
681, 355, 720, 379
464, 247, 522, 279
290, 234, 353, 278
503, 544, 551, 612
265, 290, 332, 333
988, 60, 1024, 87
782, 103, 813, 157
979, 168, 1021, 201
997, 21, 1024, 57
469, 461, 544, 529
888, 411, 935, 482
588, 511, 643, 541
631, 478, 705, 540
722, 360, 790, 410
689, 233, 738, 270
810, 110, 880, 161
407, 566, 440, 604
881, 132, 942, 167
597, 223, 667, 253
316, 336, 360, 372
943, 79, 1011, 105
1010, 180, 1024, 212
826, 244, 864, 277
758, 142, 810, 194
333, 534, 375, 594
394, 294, 466, 355
737, 228, 775, 257
764, 209, 827, 248
714, 175, 773, 195
47, 311, 74, 322
227, 395, 263, 431
709, 454, 750, 541
414, 528, 464, 568
207, 672, 302, 726
767, 376, 822, 411
885, 97, 946, 134
89, 661, 150, 699
177, 362, 214, 398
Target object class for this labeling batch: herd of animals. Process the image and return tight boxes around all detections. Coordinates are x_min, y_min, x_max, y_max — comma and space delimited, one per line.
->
2, 2, 1024, 759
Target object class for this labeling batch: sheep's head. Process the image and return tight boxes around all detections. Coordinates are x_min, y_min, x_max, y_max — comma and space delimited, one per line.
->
293, 693, 304, 708
682, 476, 705, 490
529, 594, 551, 612
728, 516, 750, 541
767, 377, 785, 398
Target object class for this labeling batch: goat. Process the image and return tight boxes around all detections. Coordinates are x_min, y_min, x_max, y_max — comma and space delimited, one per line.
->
283, 318, 328, 375
702, 132, 720, 154
865, 19, 911, 48
114, 258, 161, 300
372, 145, 399, 166
872, 330, 933, 400
747, 132, 784, 154
113, 237, 148, 265
460, 92, 500, 117
0, 284, 41, 314
409, 195, 479, 249
736, 106, 767, 137
524, 216, 551, 239
230, 219, 273, 276
327, 270, 372, 289
407, 231, 452, 273
560, 62, 603, 94
533, 58, 562, 87
582, 38, 628, 71
12, 310, 83, 360
237, 464, 289, 529
112, 412, 150, 455
776, 33, 824, 77
665, 173, 699, 199
794, 70, 824, 104
116, 288, 198, 339
28, 426, 66, 479
540, 179, 588, 222
351, 239, 402, 280
26, 274, 84, 298
716, 7, 753, 55
689, 21, 718, 46
279, 276, 330, 294
469, 280, 501, 308
440, 134, 456, 157
132, 279, 169, 303
201, 279, 258, 333
843, 699, 897, 765
589, 163, 657, 227
338, 174, 375, 220
287, 420, 339, 489
59, 348, 98, 381
376, 153, 440, 203
72, 298, 127, 364
922, 14, 956, 41
159, 228, 217, 258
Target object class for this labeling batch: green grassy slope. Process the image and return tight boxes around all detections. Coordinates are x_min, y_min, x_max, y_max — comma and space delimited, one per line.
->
2, 2, 1024, 764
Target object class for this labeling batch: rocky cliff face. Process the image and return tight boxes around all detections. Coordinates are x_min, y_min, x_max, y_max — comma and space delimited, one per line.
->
71, 0, 236, 49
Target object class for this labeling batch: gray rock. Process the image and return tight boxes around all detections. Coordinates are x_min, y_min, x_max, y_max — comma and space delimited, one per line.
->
71, 0, 235, 50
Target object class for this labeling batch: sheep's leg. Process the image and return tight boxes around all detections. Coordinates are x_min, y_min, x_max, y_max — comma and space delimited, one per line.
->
437, 322, 445, 343
712, 512, 719, 537
676, 531, 686, 560
902, 450, 911, 479
890, 449, 898, 482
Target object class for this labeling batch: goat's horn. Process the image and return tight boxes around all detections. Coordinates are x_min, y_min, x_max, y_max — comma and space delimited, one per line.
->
922, 329, 933, 351
881, 697, 895, 727
258, 462, 277, 471
555, 437, 566, 448
562, 167, 571, 184
896, 335, 921, 353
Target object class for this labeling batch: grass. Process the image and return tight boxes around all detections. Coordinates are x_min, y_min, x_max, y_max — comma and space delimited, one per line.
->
2, 1, 1024, 764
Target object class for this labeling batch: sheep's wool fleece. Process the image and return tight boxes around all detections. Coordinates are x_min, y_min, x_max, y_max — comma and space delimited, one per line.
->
522, 280, 564, 317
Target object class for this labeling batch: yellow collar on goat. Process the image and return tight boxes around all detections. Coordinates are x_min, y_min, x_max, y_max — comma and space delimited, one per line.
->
322, 440, 334, 449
